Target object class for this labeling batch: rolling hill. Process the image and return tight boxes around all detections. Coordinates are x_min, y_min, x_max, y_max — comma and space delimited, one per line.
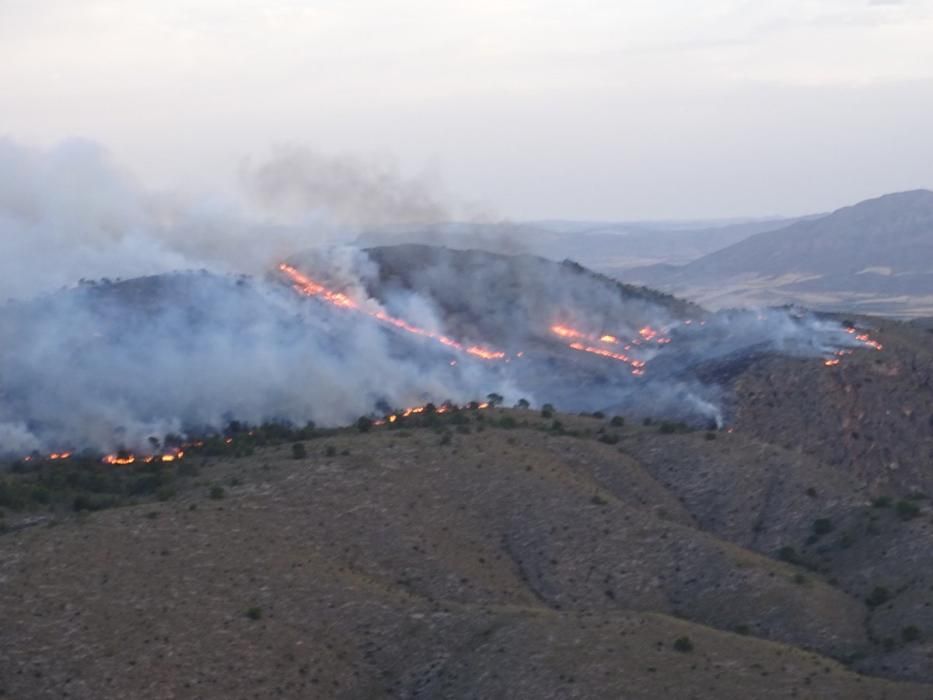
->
625, 191, 933, 317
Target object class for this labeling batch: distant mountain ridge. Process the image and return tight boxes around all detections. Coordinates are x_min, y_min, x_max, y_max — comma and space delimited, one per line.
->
624, 190, 933, 317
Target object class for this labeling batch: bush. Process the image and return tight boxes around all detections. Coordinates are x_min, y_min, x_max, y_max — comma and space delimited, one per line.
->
896, 500, 920, 521
541, 403, 555, 419
704, 431, 717, 441
498, 416, 517, 429
610, 416, 624, 427
673, 636, 693, 653
902, 625, 922, 643
209, 485, 225, 500
516, 398, 530, 409
872, 496, 892, 508
866, 586, 890, 608
356, 416, 372, 433
291, 442, 307, 460
324, 445, 337, 458
439, 432, 452, 446
156, 486, 176, 502
245, 606, 262, 621
598, 433, 619, 445
812, 518, 833, 536
591, 411, 605, 419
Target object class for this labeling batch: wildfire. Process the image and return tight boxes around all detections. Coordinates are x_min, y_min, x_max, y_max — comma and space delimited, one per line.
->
551, 323, 656, 373
371, 400, 492, 426
102, 447, 185, 466
279, 263, 507, 361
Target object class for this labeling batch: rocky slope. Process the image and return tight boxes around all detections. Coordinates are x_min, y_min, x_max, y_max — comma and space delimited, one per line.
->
3, 403, 933, 698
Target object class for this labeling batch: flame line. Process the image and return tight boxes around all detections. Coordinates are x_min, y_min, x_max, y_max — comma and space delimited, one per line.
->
279, 264, 506, 360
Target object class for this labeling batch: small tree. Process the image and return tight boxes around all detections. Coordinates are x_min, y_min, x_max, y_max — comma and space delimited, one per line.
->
516, 398, 530, 409
486, 393, 504, 407
673, 636, 694, 652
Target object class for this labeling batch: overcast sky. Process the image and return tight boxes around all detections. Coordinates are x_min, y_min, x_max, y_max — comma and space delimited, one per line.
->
2, 0, 933, 220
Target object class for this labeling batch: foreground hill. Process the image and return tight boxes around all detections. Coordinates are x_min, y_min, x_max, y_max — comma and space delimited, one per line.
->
626, 191, 933, 317
3, 400, 933, 698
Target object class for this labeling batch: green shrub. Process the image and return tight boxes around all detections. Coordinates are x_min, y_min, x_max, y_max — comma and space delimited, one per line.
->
324, 445, 337, 458
902, 625, 922, 643
673, 636, 693, 653
866, 586, 890, 608
704, 432, 717, 441
245, 606, 262, 621
291, 442, 307, 460
209, 485, 225, 500
812, 518, 833, 536
896, 500, 920, 521
356, 416, 372, 433
598, 434, 619, 445
872, 496, 891, 508
498, 416, 517, 429
610, 416, 624, 427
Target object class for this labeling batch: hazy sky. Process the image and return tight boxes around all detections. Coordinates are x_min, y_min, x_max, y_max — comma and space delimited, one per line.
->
3, 0, 933, 220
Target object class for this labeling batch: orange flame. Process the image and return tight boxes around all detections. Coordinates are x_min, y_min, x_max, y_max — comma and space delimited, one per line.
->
280, 263, 506, 360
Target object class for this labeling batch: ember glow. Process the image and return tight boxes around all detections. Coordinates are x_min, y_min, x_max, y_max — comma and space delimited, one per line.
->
279, 263, 506, 360
550, 323, 655, 373
371, 400, 492, 426
101, 447, 185, 466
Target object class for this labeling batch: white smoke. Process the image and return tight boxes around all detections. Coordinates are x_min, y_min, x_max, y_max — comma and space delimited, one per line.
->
0, 138, 873, 455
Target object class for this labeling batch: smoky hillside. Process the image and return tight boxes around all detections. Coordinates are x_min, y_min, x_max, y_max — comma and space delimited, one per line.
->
0, 245, 884, 457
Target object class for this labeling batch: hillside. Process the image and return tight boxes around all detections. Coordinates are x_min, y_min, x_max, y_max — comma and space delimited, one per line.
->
355, 217, 805, 272
3, 392, 933, 698
625, 191, 933, 317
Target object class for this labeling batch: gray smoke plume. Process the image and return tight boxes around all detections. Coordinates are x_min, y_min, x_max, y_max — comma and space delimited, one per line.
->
0, 138, 875, 456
